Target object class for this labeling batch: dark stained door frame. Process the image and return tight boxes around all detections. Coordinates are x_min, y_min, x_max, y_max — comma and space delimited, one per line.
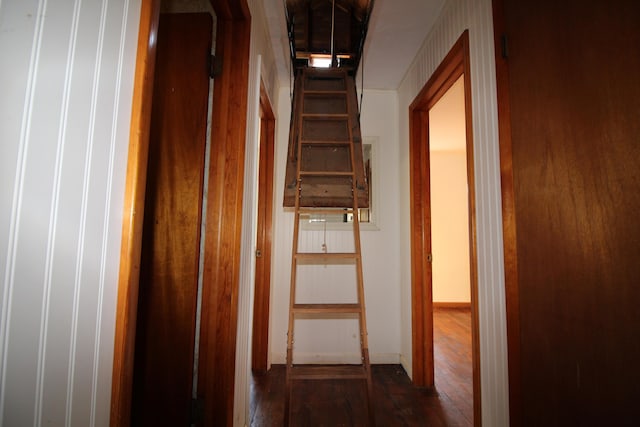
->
252, 80, 276, 373
408, 30, 481, 426
491, 1, 521, 422
111, 1, 251, 426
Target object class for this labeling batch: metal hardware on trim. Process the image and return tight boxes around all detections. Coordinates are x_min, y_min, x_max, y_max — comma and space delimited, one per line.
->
208, 54, 222, 78
501, 34, 509, 59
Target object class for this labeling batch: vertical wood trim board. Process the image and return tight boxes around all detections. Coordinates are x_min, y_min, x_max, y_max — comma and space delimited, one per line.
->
490, 0, 521, 423
198, 1, 251, 425
111, 1, 160, 426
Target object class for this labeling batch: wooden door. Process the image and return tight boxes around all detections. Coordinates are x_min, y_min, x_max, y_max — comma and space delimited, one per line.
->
495, 1, 640, 424
252, 84, 275, 373
131, 13, 212, 427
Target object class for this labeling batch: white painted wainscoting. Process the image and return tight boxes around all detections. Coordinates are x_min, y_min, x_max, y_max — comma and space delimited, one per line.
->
0, 0, 141, 425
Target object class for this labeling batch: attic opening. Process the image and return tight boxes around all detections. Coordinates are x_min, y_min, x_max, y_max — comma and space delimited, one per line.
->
308, 53, 354, 68
286, 0, 373, 74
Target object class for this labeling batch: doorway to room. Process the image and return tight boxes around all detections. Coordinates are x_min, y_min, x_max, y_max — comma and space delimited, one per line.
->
429, 74, 474, 424
409, 30, 481, 425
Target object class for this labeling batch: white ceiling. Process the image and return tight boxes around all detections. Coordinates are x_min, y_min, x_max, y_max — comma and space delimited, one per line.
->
263, 0, 446, 90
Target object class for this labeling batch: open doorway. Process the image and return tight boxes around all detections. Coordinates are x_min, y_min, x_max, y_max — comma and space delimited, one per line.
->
409, 30, 481, 425
429, 75, 474, 423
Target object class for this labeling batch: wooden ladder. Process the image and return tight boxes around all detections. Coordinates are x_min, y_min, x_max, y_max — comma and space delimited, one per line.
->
284, 68, 374, 426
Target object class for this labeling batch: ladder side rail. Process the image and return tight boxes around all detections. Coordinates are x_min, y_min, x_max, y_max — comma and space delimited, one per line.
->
344, 69, 368, 354
346, 75, 369, 208
344, 69, 375, 426
284, 68, 308, 427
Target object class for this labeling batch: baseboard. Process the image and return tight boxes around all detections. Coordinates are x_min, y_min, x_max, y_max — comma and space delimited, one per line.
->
433, 302, 471, 310
270, 352, 401, 365
370, 352, 401, 364
399, 353, 412, 379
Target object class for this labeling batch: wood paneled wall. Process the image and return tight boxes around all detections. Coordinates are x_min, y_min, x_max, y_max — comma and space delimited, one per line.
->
0, 0, 142, 425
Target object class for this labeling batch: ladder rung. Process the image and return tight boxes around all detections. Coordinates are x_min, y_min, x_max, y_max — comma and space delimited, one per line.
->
302, 90, 347, 95
289, 365, 367, 380
295, 252, 359, 260
299, 171, 354, 177
300, 139, 351, 145
302, 113, 349, 118
292, 303, 361, 314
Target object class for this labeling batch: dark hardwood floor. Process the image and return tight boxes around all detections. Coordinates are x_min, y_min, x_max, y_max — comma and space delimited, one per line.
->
250, 308, 473, 426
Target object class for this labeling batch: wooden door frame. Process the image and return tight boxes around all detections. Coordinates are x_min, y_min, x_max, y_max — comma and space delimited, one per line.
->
110, 1, 251, 426
110, 1, 160, 425
490, 0, 521, 423
408, 30, 482, 426
252, 81, 275, 373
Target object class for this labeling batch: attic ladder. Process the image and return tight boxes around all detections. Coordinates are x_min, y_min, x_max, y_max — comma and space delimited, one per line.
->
284, 67, 374, 426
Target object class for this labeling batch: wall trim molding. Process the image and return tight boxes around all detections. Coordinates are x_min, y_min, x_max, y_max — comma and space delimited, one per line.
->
110, 1, 160, 425
433, 302, 471, 310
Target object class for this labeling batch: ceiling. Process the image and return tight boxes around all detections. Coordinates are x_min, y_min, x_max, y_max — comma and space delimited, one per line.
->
263, 0, 446, 90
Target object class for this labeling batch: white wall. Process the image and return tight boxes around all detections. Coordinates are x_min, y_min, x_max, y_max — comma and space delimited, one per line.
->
0, 0, 141, 425
429, 77, 471, 303
430, 150, 471, 303
397, 0, 510, 424
269, 89, 403, 365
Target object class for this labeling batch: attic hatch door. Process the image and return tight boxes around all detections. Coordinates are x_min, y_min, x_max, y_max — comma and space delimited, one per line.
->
131, 13, 211, 426
283, 68, 369, 207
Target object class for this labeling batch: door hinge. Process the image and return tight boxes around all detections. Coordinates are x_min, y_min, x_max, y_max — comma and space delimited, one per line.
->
208, 54, 222, 79
427, 253, 433, 263
501, 34, 509, 59
190, 397, 205, 424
